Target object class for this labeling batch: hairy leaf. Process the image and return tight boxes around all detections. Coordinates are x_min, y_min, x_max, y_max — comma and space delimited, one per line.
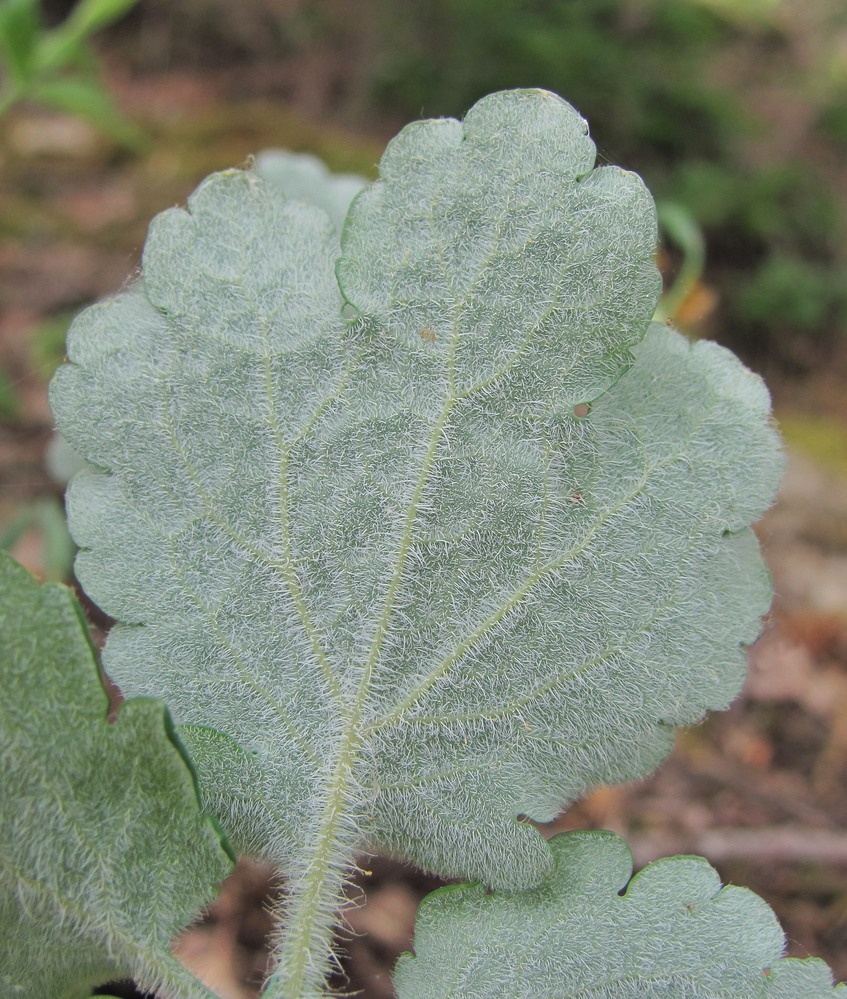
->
0, 552, 232, 999
50, 89, 783, 990
394, 831, 846, 998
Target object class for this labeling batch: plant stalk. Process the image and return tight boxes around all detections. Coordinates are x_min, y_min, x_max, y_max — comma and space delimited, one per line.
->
260, 721, 364, 999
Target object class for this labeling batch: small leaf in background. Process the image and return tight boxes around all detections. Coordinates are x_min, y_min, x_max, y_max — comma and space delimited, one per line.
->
394, 830, 847, 998
46, 430, 89, 485
254, 149, 367, 232
0, 551, 233, 999
29, 76, 146, 149
654, 199, 707, 325
32, 0, 138, 74
0, 0, 143, 147
0, 0, 40, 84
51, 0, 138, 43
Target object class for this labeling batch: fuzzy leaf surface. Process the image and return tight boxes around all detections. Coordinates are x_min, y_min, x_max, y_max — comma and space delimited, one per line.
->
0, 552, 232, 999
51, 89, 780, 898
395, 831, 845, 998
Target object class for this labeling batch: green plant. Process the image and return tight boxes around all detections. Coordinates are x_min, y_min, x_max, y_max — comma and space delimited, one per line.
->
654, 200, 706, 324
0, 550, 232, 996
3, 88, 844, 997
0, 0, 143, 145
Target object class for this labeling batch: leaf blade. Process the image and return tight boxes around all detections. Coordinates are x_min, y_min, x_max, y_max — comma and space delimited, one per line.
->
338, 88, 661, 406
0, 552, 231, 999
0, 0, 40, 84
28, 76, 146, 148
394, 831, 845, 998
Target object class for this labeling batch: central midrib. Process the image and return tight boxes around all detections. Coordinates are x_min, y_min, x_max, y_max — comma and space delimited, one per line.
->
274, 391, 457, 997
276, 172, 586, 991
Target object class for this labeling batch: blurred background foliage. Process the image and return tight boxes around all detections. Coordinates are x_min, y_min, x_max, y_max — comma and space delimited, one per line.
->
0, 0, 144, 145
2, 0, 845, 376
56, 0, 846, 374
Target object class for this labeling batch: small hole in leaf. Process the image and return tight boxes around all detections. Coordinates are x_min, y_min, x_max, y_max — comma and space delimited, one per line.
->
573, 403, 591, 418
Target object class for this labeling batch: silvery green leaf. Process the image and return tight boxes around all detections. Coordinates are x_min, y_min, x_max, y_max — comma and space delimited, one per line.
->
394, 831, 846, 998
0, 552, 232, 999
255, 149, 366, 231
50, 89, 783, 993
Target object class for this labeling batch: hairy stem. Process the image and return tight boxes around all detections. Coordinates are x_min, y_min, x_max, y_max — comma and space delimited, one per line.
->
260, 394, 456, 997
261, 721, 363, 999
